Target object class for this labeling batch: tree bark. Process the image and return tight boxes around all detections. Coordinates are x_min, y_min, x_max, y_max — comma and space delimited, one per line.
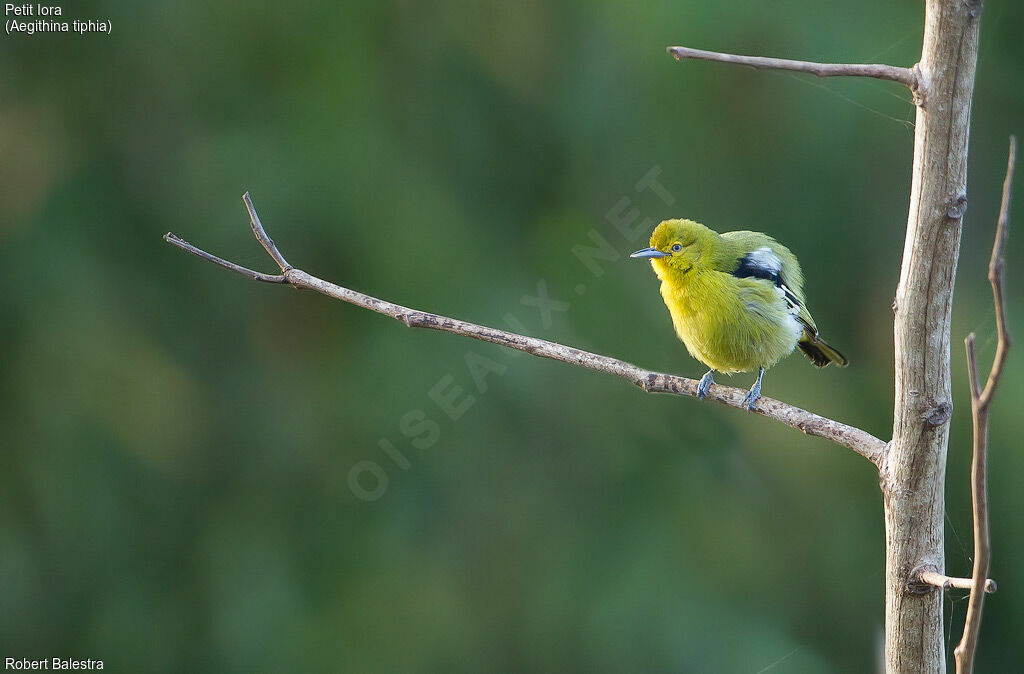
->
886, 1, 983, 672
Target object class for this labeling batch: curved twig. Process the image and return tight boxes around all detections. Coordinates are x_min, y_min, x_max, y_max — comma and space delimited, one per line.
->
164, 193, 888, 466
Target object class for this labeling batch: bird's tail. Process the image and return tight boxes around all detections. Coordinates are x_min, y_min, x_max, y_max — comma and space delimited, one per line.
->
798, 335, 848, 368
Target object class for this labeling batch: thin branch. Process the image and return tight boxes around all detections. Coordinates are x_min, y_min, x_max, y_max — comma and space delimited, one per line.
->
667, 46, 919, 91
243, 192, 292, 272
165, 194, 889, 466
163, 232, 287, 284
914, 568, 997, 594
979, 137, 1016, 408
954, 135, 1016, 674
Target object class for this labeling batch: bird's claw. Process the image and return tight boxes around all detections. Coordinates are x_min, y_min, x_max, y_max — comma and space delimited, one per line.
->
697, 370, 715, 399
741, 367, 765, 411
741, 388, 760, 411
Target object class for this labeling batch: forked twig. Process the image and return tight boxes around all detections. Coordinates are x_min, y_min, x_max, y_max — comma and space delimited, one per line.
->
954, 135, 1016, 674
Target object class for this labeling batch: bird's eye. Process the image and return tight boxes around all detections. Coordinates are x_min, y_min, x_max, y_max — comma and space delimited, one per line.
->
671, 243, 683, 253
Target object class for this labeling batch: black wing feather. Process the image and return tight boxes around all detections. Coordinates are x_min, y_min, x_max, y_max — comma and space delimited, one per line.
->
732, 251, 815, 336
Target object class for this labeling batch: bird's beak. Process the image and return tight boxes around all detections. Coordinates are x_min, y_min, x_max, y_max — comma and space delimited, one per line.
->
630, 247, 669, 259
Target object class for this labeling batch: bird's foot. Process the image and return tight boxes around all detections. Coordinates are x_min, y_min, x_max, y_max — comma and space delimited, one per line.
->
697, 370, 715, 399
741, 367, 765, 411
740, 387, 760, 411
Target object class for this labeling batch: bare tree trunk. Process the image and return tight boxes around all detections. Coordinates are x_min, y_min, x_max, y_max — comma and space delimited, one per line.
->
886, 0, 983, 671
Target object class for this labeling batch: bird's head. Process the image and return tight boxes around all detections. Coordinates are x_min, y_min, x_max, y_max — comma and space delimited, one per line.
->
630, 219, 718, 280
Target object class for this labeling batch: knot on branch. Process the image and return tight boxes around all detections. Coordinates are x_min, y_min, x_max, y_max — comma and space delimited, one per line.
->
947, 194, 969, 220
907, 565, 940, 595
913, 63, 929, 106
636, 373, 657, 392
910, 64, 925, 106
402, 311, 430, 327
876, 442, 894, 490
987, 259, 1005, 284
922, 401, 953, 427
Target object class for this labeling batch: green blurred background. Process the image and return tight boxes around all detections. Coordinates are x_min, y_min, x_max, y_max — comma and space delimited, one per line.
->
2, 1, 1022, 671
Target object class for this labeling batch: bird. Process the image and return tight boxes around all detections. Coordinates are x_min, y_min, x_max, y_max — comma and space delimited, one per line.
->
631, 218, 847, 410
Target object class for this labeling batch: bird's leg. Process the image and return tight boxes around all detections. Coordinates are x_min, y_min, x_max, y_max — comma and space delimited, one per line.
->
697, 370, 716, 399
741, 367, 765, 411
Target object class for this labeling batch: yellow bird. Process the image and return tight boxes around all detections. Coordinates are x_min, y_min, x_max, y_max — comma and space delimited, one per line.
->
632, 218, 847, 409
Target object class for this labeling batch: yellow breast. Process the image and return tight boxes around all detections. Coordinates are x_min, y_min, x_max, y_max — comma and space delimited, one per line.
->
658, 271, 801, 373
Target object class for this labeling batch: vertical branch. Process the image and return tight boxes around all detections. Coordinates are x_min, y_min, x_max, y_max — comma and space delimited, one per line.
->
954, 136, 1016, 674
885, 1, 983, 672
979, 138, 1016, 408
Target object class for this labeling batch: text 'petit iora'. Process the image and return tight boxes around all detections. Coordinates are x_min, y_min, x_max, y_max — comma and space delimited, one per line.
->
5, 4, 112, 36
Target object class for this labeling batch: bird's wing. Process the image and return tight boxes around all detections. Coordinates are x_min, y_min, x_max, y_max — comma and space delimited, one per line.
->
723, 233, 818, 336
